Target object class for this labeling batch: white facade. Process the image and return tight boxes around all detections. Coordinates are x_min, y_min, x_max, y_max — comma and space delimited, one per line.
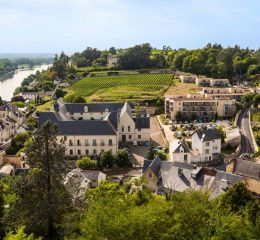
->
192, 133, 221, 162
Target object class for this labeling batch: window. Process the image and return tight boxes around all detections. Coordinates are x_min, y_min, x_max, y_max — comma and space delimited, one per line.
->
214, 146, 218, 150
205, 149, 210, 154
128, 126, 130, 132
85, 149, 89, 155
93, 139, 97, 146
122, 126, 124, 132
148, 172, 153, 178
69, 140, 73, 146
184, 154, 188, 162
138, 128, 141, 131
138, 135, 141, 139
109, 139, 113, 146
129, 135, 132, 139
78, 150, 81, 155
93, 149, 97, 155
70, 150, 73, 155
101, 140, 105, 146
206, 142, 209, 147
77, 140, 81, 146
85, 140, 89, 146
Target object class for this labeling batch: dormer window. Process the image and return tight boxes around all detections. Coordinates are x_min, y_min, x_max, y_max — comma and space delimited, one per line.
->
84, 106, 88, 112
105, 108, 109, 113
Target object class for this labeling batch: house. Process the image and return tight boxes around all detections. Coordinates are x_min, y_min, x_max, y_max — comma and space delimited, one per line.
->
192, 129, 222, 162
225, 128, 241, 147
107, 55, 118, 67
165, 96, 237, 121
64, 168, 106, 200
169, 140, 192, 163
39, 99, 150, 157
0, 164, 14, 178
179, 75, 197, 84
18, 92, 38, 101
233, 159, 260, 196
142, 156, 243, 197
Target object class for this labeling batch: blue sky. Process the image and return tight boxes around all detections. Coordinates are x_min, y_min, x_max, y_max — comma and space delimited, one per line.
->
0, 0, 259, 53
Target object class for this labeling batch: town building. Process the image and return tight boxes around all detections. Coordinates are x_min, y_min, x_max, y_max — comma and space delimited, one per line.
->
191, 129, 222, 162
169, 129, 222, 164
64, 168, 106, 200
142, 156, 243, 197
202, 86, 252, 101
179, 74, 197, 84
107, 55, 118, 67
165, 95, 237, 121
39, 99, 150, 157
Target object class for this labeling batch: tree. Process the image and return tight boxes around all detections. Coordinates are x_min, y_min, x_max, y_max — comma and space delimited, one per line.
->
146, 142, 155, 160
253, 94, 260, 108
4, 226, 40, 240
0, 97, 3, 106
9, 121, 71, 239
72, 96, 85, 103
6, 132, 31, 155
115, 149, 132, 168
76, 157, 97, 170
175, 111, 183, 122
97, 150, 114, 169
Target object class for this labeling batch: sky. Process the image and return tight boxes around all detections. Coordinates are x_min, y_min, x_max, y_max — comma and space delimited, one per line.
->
0, 0, 259, 54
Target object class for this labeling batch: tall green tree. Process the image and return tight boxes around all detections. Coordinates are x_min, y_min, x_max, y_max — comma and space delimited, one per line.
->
10, 121, 71, 239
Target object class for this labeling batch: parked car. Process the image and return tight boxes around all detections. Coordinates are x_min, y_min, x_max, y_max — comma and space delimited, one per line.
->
138, 141, 144, 146
144, 141, 150, 147
133, 141, 138, 146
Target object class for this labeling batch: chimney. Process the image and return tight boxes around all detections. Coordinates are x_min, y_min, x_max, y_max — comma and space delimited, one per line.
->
220, 179, 228, 190
178, 168, 183, 176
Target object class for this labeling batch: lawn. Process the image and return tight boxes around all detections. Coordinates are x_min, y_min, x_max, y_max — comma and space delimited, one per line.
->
66, 73, 173, 102
164, 82, 201, 96
36, 100, 53, 112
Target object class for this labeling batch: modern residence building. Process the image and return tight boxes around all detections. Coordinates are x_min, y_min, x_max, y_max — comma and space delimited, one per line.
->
39, 99, 150, 157
165, 95, 237, 121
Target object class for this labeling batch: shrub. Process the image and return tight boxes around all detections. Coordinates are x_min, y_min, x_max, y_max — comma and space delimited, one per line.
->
77, 157, 97, 170
13, 101, 25, 108
115, 149, 132, 168
98, 150, 114, 169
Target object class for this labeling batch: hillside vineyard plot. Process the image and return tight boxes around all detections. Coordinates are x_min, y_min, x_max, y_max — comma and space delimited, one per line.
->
68, 74, 173, 101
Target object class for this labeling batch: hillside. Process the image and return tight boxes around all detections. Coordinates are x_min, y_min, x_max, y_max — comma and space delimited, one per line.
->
65, 73, 174, 102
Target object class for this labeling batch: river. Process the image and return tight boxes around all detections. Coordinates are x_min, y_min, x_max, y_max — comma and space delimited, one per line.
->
0, 64, 51, 101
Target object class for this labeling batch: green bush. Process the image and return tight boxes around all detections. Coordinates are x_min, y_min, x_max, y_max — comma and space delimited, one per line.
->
115, 149, 132, 168
77, 157, 97, 170
13, 101, 25, 108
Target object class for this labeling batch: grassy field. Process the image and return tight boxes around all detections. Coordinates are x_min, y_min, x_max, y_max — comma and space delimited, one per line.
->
66, 74, 173, 102
164, 82, 201, 96
36, 100, 53, 112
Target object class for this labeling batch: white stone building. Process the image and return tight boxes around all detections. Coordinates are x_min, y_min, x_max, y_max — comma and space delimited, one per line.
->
39, 99, 150, 157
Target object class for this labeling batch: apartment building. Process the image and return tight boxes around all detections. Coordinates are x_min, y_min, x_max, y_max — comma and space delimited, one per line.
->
202, 86, 252, 100
196, 77, 229, 87
165, 95, 237, 120
39, 100, 150, 157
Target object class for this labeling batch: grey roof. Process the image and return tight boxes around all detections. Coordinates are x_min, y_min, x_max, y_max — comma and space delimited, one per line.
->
210, 170, 244, 198
63, 102, 134, 114
159, 161, 205, 192
134, 117, 150, 129
39, 112, 117, 135
142, 156, 162, 178
172, 140, 191, 153
233, 159, 260, 180
195, 129, 221, 142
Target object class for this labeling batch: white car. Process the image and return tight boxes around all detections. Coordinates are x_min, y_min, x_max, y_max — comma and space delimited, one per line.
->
133, 141, 138, 146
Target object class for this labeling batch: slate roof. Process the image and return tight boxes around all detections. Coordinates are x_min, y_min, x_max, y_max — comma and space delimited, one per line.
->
195, 129, 221, 142
142, 156, 162, 178
134, 117, 150, 129
210, 170, 244, 198
39, 112, 117, 135
159, 161, 206, 192
63, 102, 134, 114
233, 159, 260, 180
172, 140, 191, 153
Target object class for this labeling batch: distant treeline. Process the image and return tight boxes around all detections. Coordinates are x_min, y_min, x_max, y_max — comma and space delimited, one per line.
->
71, 43, 260, 82
0, 57, 54, 75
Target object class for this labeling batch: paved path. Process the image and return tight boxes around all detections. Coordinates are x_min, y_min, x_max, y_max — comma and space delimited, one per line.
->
150, 116, 166, 147
237, 107, 255, 156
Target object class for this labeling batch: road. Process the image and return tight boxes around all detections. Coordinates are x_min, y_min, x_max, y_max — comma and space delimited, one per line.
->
237, 107, 255, 156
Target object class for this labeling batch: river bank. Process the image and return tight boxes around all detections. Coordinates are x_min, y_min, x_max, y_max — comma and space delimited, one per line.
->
0, 64, 51, 101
